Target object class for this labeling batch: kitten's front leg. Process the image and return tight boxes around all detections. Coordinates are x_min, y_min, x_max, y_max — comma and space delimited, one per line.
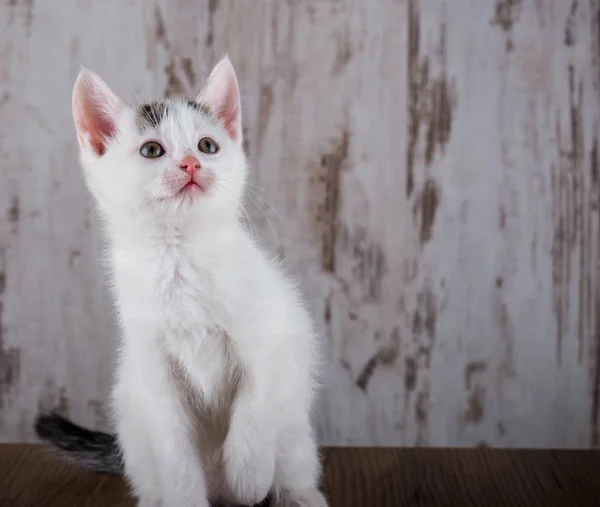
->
114, 358, 210, 507
115, 403, 162, 507
153, 424, 211, 507
117, 396, 210, 507
222, 383, 275, 506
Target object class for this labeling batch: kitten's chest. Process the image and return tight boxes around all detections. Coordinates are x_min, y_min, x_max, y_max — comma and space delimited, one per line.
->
150, 254, 235, 383
131, 249, 227, 332
117, 247, 237, 392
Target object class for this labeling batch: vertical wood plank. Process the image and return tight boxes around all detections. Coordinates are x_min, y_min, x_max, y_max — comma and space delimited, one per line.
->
0, 0, 599, 448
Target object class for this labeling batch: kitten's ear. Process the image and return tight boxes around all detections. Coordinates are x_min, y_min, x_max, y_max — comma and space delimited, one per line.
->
196, 56, 242, 143
72, 68, 126, 156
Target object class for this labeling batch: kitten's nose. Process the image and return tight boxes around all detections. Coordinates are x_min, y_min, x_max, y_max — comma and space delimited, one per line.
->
178, 156, 201, 176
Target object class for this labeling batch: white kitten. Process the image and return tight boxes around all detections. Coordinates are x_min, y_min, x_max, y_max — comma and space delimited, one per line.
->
37, 56, 328, 507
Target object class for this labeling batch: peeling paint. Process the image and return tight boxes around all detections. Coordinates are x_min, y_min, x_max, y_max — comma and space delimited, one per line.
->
311, 131, 349, 274
356, 328, 400, 392
424, 78, 453, 166
147, 4, 170, 70
424, 24, 453, 167
181, 58, 196, 88
494, 277, 516, 384
415, 385, 430, 445
416, 178, 440, 245
412, 285, 437, 344
406, 0, 421, 197
206, 0, 219, 47
7, 196, 19, 233
257, 83, 274, 148
492, 0, 522, 32
499, 205, 507, 230
465, 361, 487, 389
324, 296, 331, 326
338, 224, 387, 302
497, 421, 507, 437
68, 248, 81, 269
464, 363, 487, 424
406, 3, 456, 197
165, 59, 184, 97
491, 0, 522, 51
564, 1, 578, 47
404, 356, 417, 391
154, 5, 167, 47
0, 248, 20, 412
464, 385, 485, 424
332, 26, 352, 76
0, 341, 21, 411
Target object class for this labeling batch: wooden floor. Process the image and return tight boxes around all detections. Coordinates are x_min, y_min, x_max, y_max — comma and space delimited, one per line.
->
1, 444, 600, 506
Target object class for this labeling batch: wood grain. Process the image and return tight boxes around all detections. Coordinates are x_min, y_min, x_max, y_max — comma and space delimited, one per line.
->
1, 0, 600, 447
2, 444, 600, 507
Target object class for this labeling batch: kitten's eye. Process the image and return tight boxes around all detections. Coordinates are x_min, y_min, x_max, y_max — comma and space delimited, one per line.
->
198, 137, 219, 155
140, 141, 165, 159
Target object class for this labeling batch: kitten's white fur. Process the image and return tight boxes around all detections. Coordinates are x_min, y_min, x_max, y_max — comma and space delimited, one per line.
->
72, 56, 327, 507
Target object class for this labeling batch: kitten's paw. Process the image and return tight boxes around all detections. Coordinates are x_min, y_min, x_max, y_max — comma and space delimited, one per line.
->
223, 449, 274, 505
273, 488, 328, 507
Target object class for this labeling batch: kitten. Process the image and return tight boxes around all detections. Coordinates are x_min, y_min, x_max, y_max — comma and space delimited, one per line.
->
35, 56, 328, 507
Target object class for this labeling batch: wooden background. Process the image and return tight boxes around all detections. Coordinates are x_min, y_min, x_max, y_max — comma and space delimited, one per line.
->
1, 0, 599, 448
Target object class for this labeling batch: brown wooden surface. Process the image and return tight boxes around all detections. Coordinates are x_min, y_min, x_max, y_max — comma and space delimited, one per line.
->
1, 445, 599, 506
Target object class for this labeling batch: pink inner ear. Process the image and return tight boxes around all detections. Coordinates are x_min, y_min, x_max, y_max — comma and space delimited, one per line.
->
73, 71, 124, 156
214, 84, 241, 142
77, 107, 117, 156
197, 58, 242, 142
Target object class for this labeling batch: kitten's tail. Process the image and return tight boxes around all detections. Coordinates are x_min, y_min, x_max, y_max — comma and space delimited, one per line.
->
34, 412, 123, 475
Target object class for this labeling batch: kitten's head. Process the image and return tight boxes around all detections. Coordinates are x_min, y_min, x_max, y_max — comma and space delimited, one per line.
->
72, 56, 245, 230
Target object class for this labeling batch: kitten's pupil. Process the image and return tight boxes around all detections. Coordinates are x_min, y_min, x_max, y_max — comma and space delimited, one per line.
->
140, 141, 165, 159
198, 137, 219, 154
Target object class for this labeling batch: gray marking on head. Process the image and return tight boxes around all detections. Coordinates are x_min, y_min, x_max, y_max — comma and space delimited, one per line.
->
186, 99, 212, 116
136, 101, 168, 132
135, 99, 212, 133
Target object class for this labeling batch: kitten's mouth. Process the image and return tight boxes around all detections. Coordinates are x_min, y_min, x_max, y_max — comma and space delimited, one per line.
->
178, 180, 205, 195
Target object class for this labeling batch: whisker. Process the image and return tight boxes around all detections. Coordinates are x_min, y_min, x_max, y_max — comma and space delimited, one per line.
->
215, 174, 287, 240
239, 201, 258, 240
213, 180, 258, 239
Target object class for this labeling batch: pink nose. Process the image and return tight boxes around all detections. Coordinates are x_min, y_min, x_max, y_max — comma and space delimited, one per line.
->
179, 156, 201, 176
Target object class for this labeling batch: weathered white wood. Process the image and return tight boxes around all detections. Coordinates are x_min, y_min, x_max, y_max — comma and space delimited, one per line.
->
0, 0, 599, 447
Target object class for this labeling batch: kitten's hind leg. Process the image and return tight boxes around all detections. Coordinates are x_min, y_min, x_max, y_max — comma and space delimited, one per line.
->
271, 421, 328, 507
